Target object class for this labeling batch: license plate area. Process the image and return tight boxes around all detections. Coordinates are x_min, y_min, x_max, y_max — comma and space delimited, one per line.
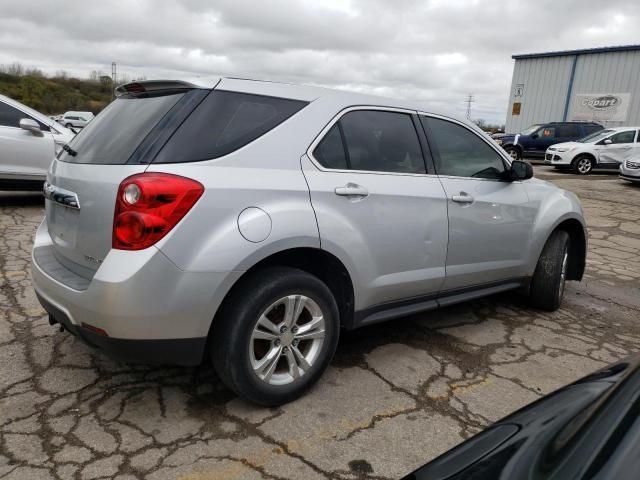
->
48, 202, 80, 249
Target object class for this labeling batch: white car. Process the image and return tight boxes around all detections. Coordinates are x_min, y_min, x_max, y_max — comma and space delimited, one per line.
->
545, 127, 640, 175
0, 94, 75, 190
60, 111, 94, 129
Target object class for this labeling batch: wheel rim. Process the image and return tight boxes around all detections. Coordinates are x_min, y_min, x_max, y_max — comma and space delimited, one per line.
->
508, 149, 519, 160
559, 249, 568, 299
577, 158, 591, 174
250, 295, 326, 386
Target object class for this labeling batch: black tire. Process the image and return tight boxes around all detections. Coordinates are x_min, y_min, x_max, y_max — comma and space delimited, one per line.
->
65, 123, 73, 128
572, 155, 594, 175
504, 146, 522, 161
211, 266, 340, 406
529, 230, 570, 311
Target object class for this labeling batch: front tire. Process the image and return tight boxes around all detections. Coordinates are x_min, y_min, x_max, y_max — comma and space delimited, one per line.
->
529, 230, 570, 311
65, 123, 73, 128
572, 155, 594, 175
504, 146, 522, 161
211, 267, 340, 406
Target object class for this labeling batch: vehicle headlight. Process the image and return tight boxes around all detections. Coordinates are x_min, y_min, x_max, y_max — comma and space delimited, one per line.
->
556, 146, 576, 153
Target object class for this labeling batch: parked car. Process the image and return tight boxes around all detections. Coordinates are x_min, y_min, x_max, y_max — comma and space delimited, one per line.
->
619, 157, 640, 184
545, 127, 640, 175
403, 355, 640, 480
59, 111, 94, 129
0, 94, 75, 190
498, 122, 603, 160
32, 78, 587, 406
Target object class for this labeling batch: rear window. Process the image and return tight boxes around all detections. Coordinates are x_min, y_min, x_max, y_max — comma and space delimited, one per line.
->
152, 90, 308, 163
58, 92, 185, 164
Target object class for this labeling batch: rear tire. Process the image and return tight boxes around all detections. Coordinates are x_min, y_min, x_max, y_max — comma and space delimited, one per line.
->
572, 155, 594, 175
211, 267, 340, 406
529, 230, 570, 311
504, 146, 522, 161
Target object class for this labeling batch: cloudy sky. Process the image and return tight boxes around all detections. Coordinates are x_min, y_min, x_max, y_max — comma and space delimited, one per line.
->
0, 0, 638, 123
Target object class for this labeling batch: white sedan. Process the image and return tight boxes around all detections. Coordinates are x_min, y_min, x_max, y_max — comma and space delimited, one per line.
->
545, 127, 640, 175
0, 94, 75, 190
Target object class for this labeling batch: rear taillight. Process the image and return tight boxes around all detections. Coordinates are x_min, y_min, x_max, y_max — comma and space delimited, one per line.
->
113, 173, 204, 250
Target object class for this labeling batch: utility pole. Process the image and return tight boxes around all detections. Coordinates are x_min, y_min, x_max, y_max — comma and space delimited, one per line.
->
111, 62, 117, 100
465, 93, 475, 120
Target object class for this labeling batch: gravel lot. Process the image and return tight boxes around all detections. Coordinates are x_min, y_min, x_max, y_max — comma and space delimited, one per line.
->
1, 165, 639, 480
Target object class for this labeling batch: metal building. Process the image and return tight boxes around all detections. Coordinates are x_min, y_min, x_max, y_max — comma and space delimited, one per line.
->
505, 45, 640, 133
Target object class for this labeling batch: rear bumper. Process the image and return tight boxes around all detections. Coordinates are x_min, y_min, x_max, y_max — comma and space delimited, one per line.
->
37, 292, 206, 365
31, 219, 241, 365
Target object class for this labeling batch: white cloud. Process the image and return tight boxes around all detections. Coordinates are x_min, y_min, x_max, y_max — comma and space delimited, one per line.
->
0, 0, 638, 123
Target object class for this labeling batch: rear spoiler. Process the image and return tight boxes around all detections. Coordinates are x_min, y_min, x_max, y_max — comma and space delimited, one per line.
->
114, 80, 200, 97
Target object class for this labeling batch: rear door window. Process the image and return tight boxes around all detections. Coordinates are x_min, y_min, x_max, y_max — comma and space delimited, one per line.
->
153, 91, 308, 163
313, 110, 426, 174
557, 125, 580, 137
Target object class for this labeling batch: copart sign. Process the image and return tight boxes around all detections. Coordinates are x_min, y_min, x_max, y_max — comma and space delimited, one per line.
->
571, 93, 630, 122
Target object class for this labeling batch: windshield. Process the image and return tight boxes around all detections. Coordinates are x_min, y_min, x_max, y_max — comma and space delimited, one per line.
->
521, 124, 542, 136
578, 129, 615, 143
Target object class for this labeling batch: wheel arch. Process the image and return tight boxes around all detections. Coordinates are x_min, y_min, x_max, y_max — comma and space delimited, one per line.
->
553, 218, 586, 281
208, 247, 356, 342
571, 151, 596, 165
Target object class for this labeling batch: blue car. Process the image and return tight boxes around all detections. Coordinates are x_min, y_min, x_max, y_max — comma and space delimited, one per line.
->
497, 122, 603, 160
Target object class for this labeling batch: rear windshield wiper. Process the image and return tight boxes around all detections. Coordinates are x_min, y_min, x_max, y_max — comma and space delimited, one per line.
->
63, 144, 78, 157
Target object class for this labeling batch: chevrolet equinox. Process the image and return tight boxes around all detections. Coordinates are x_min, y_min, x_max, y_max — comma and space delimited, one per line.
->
32, 78, 587, 405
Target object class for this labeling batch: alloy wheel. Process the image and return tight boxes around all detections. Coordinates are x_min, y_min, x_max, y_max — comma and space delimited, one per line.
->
576, 157, 592, 174
250, 295, 326, 386
559, 248, 568, 299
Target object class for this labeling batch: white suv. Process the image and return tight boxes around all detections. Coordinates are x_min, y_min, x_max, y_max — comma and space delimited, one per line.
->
545, 127, 640, 175
60, 111, 95, 129
0, 94, 75, 190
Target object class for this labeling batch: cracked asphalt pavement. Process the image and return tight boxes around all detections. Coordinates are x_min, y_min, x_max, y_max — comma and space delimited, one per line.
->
1, 165, 639, 480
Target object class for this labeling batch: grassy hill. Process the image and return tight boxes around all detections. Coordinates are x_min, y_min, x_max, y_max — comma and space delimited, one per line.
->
0, 67, 113, 115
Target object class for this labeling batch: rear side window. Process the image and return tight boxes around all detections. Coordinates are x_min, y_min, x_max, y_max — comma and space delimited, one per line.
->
153, 91, 307, 163
423, 116, 506, 179
313, 110, 426, 174
314, 124, 348, 169
59, 92, 185, 164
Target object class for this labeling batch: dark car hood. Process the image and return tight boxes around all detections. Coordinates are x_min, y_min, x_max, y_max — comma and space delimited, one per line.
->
403, 356, 640, 480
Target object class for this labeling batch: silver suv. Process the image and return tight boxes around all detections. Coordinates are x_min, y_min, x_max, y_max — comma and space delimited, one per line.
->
32, 78, 587, 405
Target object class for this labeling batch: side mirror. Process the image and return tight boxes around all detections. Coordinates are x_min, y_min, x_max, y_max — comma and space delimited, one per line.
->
531, 133, 539, 139
510, 160, 533, 181
19, 118, 42, 136
603, 138, 613, 145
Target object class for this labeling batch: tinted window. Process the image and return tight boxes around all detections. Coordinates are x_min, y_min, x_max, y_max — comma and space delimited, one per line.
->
0, 101, 49, 131
0, 102, 25, 128
557, 125, 580, 137
314, 124, 348, 169
424, 117, 506, 180
154, 91, 307, 163
610, 130, 636, 144
337, 110, 426, 174
59, 92, 185, 164
583, 125, 602, 135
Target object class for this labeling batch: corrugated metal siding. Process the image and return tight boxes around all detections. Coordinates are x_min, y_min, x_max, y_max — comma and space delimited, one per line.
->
505, 56, 574, 133
568, 50, 640, 127
506, 49, 640, 132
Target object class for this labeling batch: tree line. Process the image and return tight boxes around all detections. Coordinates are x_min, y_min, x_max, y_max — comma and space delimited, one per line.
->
0, 63, 139, 115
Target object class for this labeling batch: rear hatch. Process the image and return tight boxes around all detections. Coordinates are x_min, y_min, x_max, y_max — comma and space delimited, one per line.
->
45, 83, 207, 279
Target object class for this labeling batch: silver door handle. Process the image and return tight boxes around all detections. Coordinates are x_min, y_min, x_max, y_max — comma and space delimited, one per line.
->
335, 184, 369, 197
452, 193, 474, 204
